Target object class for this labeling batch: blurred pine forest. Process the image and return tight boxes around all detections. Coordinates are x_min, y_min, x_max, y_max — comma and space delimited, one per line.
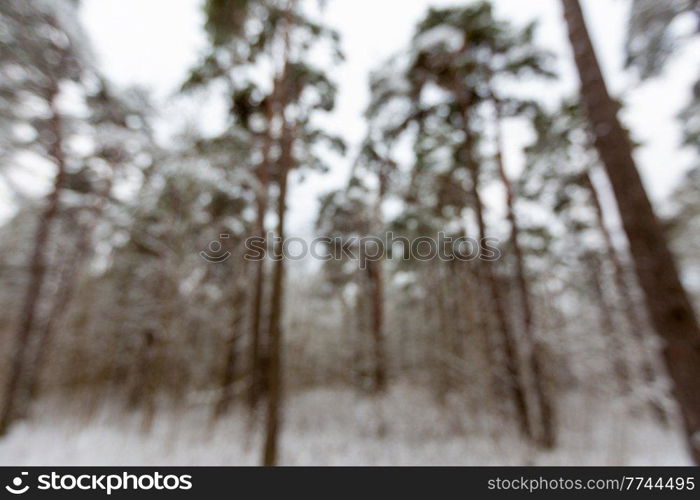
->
0, 0, 699, 465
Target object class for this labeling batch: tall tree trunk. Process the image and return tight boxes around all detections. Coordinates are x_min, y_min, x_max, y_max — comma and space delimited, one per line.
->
0, 88, 66, 436
262, 118, 293, 466
262, 0, 296, 465
247, 108, 272, 410
493, 99, 556, 448
562, 0, 700, 463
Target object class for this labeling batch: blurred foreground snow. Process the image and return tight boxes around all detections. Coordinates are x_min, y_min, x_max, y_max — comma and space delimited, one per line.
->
0, 385, 691, 465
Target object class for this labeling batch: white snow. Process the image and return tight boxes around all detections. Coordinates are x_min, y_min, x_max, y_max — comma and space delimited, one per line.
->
0, 384, 691, 466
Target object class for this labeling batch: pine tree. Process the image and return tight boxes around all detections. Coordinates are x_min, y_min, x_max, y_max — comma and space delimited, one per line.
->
0, 0, 99, 435
561, 0, 700, 464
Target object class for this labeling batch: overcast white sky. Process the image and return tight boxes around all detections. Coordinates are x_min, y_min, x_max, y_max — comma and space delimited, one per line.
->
79, 0, 699, 237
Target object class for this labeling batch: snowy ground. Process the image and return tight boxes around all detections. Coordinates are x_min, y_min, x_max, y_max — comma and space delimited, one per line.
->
0, 385, 691, 466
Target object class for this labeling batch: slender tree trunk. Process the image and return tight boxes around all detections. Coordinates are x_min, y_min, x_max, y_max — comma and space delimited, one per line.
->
262, 0, 297, 465
562, 0, 700, 463
248, 240, 267, 408
493, 100, 556, 448
0, 88, 66, 436
262, 117, 293, 466
248, 98, 275, 410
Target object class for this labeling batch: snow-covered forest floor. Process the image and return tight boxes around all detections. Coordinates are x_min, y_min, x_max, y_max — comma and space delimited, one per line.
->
0, 384, 691, 466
